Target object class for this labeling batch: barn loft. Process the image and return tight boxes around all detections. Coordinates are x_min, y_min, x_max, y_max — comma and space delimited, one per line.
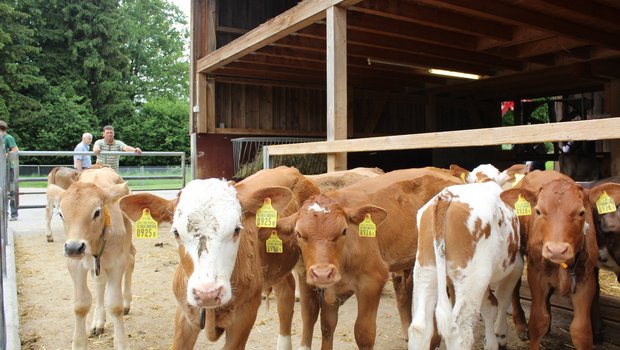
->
188, 0, 620, 179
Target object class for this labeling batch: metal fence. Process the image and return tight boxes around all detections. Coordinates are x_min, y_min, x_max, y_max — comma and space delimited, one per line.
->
13, 151, 187, 209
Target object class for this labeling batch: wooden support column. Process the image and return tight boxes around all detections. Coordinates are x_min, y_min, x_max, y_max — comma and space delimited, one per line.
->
606, 80, 620, 176
326, 5, 347, 172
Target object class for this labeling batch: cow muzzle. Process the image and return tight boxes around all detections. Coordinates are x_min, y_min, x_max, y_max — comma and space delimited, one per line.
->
191, 282, 225, 308
64, 240, 86, 258
542, 241, 574, 264
308, 264, 340, 287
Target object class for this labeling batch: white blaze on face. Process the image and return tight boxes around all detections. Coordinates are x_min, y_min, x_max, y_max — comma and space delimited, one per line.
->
173, 179, 242, 308
308, 202, 330, 213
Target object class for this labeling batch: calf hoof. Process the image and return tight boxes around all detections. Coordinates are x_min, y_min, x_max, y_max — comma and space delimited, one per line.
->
46, 236, 54, 243
123, 307, 130, 315
517, 330, 529, 341
90, 327, 104, 337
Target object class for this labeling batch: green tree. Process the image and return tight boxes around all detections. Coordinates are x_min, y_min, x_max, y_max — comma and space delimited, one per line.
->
0, 0, 45, 135
122, 0, 189, 103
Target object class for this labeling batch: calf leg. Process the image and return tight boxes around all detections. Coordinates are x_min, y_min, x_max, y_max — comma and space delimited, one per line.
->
526, 267, 551, 350
273, 274, 295, 350
409, 263, 438, 350
480, 290, 499, 350
222, 293, 261, 350
172, 306, 200, 350
122, 243, 136, 315
105, 266, 130, 350
393, 269, 413, 341
298, 272, 320, 350
45, 199, 55, 242
495, 258, 524, 349
353, 282, 384, 350
447, 279, 488, 350
319, 299, 340, 350
91, 270, 107, 336
511, 277, 529, 341
68, 259, 91, 350
591, 268, 604, 343
570, 276, 595, 350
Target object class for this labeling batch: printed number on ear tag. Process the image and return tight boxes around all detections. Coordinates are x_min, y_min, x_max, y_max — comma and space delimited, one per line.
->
256, 198, 278, 228
359, 214, 377, 238
597, 191, 616, 215
514, 195, 532, 216
135, 208, 158, 239
266, 231, 283, 253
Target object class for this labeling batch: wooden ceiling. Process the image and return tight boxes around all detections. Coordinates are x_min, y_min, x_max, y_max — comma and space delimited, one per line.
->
207, 0, 620, 100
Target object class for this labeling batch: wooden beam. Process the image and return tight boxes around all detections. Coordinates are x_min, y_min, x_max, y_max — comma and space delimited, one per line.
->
197, 0, 362, 73
352, 0, 514, 42
196, 73, 208, 133
265, 117, 620, 155
418, 0, 620, 51
326, 5, 348, 171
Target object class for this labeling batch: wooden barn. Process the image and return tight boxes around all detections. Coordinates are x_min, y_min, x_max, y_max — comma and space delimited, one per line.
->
188, 0, 620, 180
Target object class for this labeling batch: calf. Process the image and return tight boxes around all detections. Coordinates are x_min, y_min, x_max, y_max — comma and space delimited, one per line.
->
120, 166, 320, 349
409, 180, 522, 350
502, 170, 602, 349
46, 167, 80, 242
305, 167, 384, 192
278, 167, 462, 349
50, 167, 134, 349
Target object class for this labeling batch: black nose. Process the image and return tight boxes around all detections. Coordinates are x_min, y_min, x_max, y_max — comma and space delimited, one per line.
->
64, 241, 86, 256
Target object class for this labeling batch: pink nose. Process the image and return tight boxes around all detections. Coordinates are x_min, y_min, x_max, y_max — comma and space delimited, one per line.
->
309, 264, 339, 286
543, 242, 572, 263
192, 283, 223, 307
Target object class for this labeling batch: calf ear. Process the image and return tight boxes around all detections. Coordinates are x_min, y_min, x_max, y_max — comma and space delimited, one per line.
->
587, 183, 620, 208
449, 164, 469, 183
500, 188, 538, 208
104, 182, 130, 202
119, 192, 177, 224
347, 205, 388, 227
241, 186, 293, 214
271, 212, 298, 239
498, 164, 528, 187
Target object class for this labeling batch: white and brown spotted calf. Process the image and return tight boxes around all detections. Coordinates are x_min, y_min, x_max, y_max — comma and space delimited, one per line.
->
45, 167, 80, 242
409, 180, 522, 350
120, 166, 319, 349
50, 167, 134, 350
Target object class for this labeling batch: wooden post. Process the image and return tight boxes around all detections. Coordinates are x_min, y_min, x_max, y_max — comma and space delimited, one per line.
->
326, 5, 347, 172
606, 80, 620, 176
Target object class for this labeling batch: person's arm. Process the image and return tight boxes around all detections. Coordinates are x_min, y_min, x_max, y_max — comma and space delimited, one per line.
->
75, 159, 83, 171
93, 140, 101, 155
122, 144, 142, 154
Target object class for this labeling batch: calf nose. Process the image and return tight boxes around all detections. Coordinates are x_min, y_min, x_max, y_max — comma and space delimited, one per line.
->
64, 241, 86, 257
192, 283, 223, 307
543, 242, 572, 263
309, 264, 339, 286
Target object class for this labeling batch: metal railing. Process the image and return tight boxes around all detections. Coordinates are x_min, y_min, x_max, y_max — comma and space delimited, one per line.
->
12, 151, 186, 209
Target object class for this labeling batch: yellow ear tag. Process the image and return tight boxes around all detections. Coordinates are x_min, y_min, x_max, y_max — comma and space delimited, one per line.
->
359, 214, 377, 238
256, 198, 278, 228
266, 231, 283, 254
596, 191, 616, 214
512, 173, 525, 187
460, 173, 467, 184
514, 195, 532, 216
135, 208, 158, 239
560, 262, 568, 269
103, 206, 111, 226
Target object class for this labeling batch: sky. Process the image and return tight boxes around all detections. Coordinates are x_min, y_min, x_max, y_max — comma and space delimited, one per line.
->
170, 0, 190, 19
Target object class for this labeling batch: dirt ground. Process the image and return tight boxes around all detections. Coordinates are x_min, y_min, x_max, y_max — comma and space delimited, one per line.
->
11, 200, 620, 350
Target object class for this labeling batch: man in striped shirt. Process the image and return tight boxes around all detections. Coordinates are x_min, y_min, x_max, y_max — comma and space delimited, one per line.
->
93, 125, 141, 172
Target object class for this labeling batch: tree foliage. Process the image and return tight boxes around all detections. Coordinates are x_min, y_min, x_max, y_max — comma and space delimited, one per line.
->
4, 0, 190, 166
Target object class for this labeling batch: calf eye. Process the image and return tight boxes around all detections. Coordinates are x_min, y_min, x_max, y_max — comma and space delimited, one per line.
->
578, 209, 585, 218
342, 228, 347, 236
58, 212, 64, 220
93, 209, 101, 220
535, 208, 541, 216
172, 228, 180, 238
233, 226, 241, 238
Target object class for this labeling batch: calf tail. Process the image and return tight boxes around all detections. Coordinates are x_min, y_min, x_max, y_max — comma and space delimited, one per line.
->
432, 194, 453, 338
47, 167, 60, 186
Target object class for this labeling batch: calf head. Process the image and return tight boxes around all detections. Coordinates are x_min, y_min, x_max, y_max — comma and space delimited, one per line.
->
587, 183, 620, 233
281, 194, 387, 288
502, 179, 591, 265
56, 181, 129, 259
119, 179, 292, 309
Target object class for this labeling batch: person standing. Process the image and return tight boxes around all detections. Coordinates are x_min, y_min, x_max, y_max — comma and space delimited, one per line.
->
73, 132, 93, 171
1, 120, 19, 220
93, 125, 141, 172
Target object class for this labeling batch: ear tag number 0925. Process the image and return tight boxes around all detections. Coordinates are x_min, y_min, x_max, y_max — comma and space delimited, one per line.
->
135, 208, 159, 239
256, 198, 278, 228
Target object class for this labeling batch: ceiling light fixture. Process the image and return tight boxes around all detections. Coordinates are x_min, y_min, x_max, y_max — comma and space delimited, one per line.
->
427, 68, 480, 80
